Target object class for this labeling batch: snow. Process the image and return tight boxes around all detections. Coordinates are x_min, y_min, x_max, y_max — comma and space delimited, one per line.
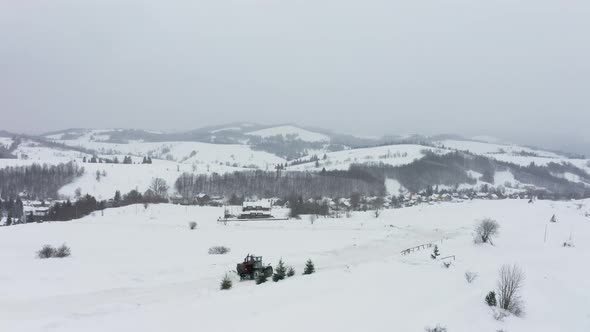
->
471, 135, 502, 143
246, 125, 330, 142
436, 139, 573, 166
210, 127, 241, 133
0, 137, 13, 148
243, 200, 272, 209
494, 170, 517, 186
1, 200, 589, 331
289, 144, 447, 171
385, 178, 404, 195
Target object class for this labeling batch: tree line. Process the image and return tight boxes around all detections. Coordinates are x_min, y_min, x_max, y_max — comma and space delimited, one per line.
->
174, 170, 385, 200
0, 162, 84, 200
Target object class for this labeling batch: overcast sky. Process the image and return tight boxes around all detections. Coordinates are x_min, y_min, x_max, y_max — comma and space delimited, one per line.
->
1, 0, 589, 151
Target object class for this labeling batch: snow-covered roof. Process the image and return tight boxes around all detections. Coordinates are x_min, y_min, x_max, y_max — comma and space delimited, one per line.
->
243, 200, 271, 209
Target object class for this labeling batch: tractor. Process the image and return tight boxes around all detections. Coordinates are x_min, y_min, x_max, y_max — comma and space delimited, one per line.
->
236, 254, 273, 280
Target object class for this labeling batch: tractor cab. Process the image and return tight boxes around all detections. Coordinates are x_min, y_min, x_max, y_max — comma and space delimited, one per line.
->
242, 254, 263, 269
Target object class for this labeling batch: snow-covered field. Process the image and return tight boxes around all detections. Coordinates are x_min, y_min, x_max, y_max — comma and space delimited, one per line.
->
246, 125, 330, 142
1, 200, 589, 332
288, 144, 448, 171
436, 139, 572, 167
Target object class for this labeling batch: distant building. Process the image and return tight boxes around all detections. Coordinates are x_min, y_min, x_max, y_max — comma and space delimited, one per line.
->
239, 200, 273, 219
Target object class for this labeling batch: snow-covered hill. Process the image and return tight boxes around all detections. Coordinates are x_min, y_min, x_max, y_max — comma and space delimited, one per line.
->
1, 199, 588, 331
436, 139, 564, 165
245, 125, 330, 142
1, 126, 589, 200
288, 144, 448, 171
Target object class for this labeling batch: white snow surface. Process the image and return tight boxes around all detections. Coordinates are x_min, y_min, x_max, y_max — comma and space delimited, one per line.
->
436, 139, 572, 166
288, 144, 447, 171
246, 125, 330, 142
385, 178, 404, 195
0, 137, 13, 148
1, 200, 589, 331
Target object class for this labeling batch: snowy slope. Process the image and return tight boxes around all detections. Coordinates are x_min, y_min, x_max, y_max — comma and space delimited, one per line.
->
246, 125, 330, 142
288, 144, 448, 171
0, 137, 13, 149
1, 199, 589, 331
436, 139, 572, 166
0, 136, 287, 200
52, 142, 286, 200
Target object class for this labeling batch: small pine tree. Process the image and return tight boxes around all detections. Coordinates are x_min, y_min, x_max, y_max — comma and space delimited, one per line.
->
256, 272, 268, 285
220, 274, 232, 290
431, 245, 440, 259
287, 266, 295, 277
485, 291, 497, 307
550, 214, 557, 223
273, 259, 287, 282
303, 259, 315, 275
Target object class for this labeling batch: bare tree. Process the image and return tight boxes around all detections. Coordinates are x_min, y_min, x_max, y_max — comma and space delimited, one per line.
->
150, 178, 169, 198
374, 209, 381, 218
497, 264, 525, 316
464, 271, 478, 283
475, 218, 500, 244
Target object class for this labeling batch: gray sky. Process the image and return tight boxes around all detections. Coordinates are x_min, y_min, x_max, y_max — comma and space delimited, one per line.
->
1, 0, 589, 151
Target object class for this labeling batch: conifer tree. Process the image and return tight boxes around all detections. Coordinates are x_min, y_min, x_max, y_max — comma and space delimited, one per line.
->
287, 266, 296, 277
485, 291, 497, 307
220, 274, 232, 290
303, 259, 315, 275
273, 259, 287, 282
256, 272, 268, 285
431, 245, 440, 260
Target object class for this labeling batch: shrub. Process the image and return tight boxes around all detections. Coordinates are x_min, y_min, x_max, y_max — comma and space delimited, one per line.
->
220, 274, 232, 290
189, 221, 197, 230
54, 244, 71, 258
303, 259, 315, 275
442, 261, 452, 269
424, 325, 447, 332
256, 272, 268, 285
273, 259, 287, 282
37, 244, 71, 259
563, 240, 574, 247
208, 246, 231, 255
287, 266, 296, 277
475, 218, 500, 244
497, 264, 525, 316
485, 291, 497, 306
465, 271, 478, 283
37, 245, 56, 259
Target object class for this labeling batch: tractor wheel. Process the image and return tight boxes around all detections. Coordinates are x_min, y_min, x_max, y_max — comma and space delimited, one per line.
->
253, 271, 260, 280
264, 266, 273, 278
